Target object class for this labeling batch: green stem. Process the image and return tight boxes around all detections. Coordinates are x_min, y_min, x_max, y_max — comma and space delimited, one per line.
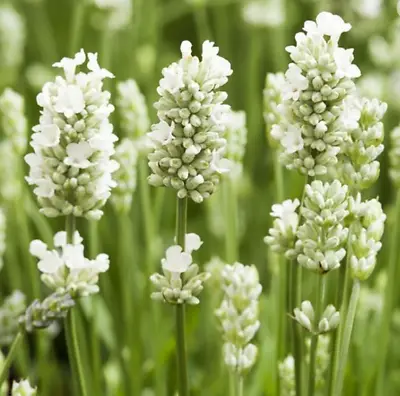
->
329, 223, 354, 396
69, 0, 86, 55
307, 275, 325, 396
175, 197, 189, 396
0, 331, 23, 386
65, 310, 89, 396
236, 375, 244, 396
289, 175, 309, 396
64, 215, 88, 396
375, 189, 400, 392
333, 280, 360, 396
88, 221, 102, 396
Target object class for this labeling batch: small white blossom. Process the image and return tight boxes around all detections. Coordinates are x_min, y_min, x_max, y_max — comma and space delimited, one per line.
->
11, 379, 37, 396
30, 231, 110, 298
303, 12, 351, 40
150, 233, 210, 305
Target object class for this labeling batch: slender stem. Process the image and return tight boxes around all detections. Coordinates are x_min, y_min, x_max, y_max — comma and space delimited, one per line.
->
64, 215, 88, 396
0, 331, 23, 386
329, 223, 354, 395
175, 197, 189, 396
375, 190, 400, 392
289, 175, 309, 396
333, 280, 360, 396
307, 275, 325, 396
88, 220, 101, 396
236, 375, 244, 396
69, 0, 86, 55
176, 304, 189, 396
65, 310, 89, 396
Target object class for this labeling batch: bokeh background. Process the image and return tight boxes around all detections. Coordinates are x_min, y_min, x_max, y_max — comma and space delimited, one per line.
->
0, 0, 399, 395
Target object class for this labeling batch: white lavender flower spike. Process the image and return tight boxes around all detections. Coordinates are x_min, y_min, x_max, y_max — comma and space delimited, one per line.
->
0, 88, 28, 154
215, 262, 262, 375
273, 12, 360, 176
147, 40, 233, 203
348, 195, 386, 281
29, 230, 110, 298
25, 49, 119, 220
338, 96, 387, 190
279, 355, 295, 396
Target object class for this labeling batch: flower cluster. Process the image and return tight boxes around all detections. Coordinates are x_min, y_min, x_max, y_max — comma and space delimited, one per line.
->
263, 72, 285, 146
19, 292, 75, 332
272, 12, 360, 176
0, 5, 25, 70
0, 88, 28, 154
116, 79, 150, 140
147, 40, 233, 203
293, 300, 340, 333
279, 355, 295, 396
224, 110, 247, 178
0, 208, 5, 271
111, 138, 138, 213
264, 199, 299, 259
389, 125, 400, 188
90, 0, 132, 31
25, 49, 119, 220
348, 195, 386, 280
215, 262, 262, 375
150, 233, 210, 304
296, 180, 349, 273
11, 380, 37, 396
338, 96, 386, 190
29, 230, 110, 298
0, 290, 26, 346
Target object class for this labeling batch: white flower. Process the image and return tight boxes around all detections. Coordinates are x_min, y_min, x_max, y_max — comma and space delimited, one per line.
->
31, 124, 61, 147
159, 64, 184, 94
64, 142, 94, 169
161, 245, 192, 276
303, 12, 351, 39
11, 379, 37, 396
185, 233, 203, 254
30, 231, 110, 297
281, 124, 304, 153
283, 64, 308, 101
210, 149, 231, 174
147, 120, 175, 145
334, 48, 361, 79
25, 49, 118, 220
